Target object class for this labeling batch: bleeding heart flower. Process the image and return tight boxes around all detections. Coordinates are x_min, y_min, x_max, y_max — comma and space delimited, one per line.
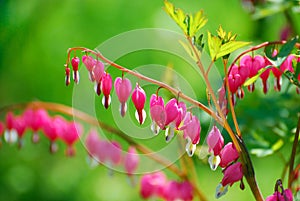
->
82, 55, 96, 81
149, 94, 166, 134
131, 83, 147, 125
114, 77, 132, 117
124, 146, 139, 176
101, 72, 113, 109
71, 56, 80, 84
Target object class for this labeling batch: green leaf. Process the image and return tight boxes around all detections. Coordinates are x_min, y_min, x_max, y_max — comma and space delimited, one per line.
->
189, 10, 207, 37
244, 65, 272, 86
163, 1, 188, 35
216, 41, 251, 59
265, 36, 298, 67
207, 31, 222, 61
250, 148, 273, 157
271, 139, 284, 151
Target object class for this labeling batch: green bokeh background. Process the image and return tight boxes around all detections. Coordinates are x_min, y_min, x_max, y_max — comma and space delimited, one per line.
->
0, 0, 299, 200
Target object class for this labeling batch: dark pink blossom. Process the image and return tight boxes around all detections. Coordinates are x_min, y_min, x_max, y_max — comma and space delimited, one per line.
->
71, 56, 80, 84
266, 189, 293, 201
240, 55, 265, 92
221, 162, 243, 187
65, 67, 71, 86
149, 94, 166, 134
140, 171, 168, 199
163, 180, 194, 201
93, 60, 105, 95
4, 112, 18, 144
181, 112, 201, 156
101, 72, 113, 109
219, 142, 239, 168
60, 121, 82, 156
131, 83, 147, 125
114, 77, 132, 117
82, 55, 96, 81
207, 126, 224, 170
207, 126, 224, 156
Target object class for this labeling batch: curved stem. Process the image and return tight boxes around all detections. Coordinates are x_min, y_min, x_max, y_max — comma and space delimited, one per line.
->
66, 47, 223, 126
222, 58, 241, 137
288, 113, 300, 188
0, 101, 186, 179
186, 38, 265, 200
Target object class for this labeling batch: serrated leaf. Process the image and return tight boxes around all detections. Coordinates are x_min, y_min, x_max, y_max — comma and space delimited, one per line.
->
179, 40, 198, 62
271, 139, 284, 151
207, 31, 222, 61
189, 10, 207, 37
164, 1, 188, 35
216, 41, 251, 59
244, 65, 272, 86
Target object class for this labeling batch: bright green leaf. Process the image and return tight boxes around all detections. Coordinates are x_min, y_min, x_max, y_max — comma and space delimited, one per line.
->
216, 41, 251, 59
271, 139, 284, 151
189, 10, 207, 37
207, 31, 222, 61
250, 148, 273, 157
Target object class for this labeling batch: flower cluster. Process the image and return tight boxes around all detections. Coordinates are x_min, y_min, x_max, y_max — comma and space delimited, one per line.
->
206, 126, 242, 198
1, 108, 82, 156
85, 129, 139, 177
228, 53, 299, 104
66, 55, 202, 156
140, 171, 194, 201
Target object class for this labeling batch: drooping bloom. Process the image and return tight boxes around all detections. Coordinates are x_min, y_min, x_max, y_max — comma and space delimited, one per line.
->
42, 115, 63, 153
140, 171, 168, 199
71, 56, 80, 84
105, 141, 122, 166
163, 180, 194, 201
164, 98, 180, 142
149, 94, 166, 135
175, 101, 186, 129
124, 146, 139, 176
65, 66, 71, 86
60, 121, 82, 156
181, 112, 201, 157
114, 77, 132, 117
13, 115, 27, 148
219, 142, 239, 168
23, 108, 49, 143
93, 60, 105, 95
266, 189, 293, 201
82, 55, 96, 81
240, 55, 265, 92
216, 162, 243, 198
101, 72, 113, 109
131, 83, 146, 125
207, 126, 224, 170
4, 112, 18, 144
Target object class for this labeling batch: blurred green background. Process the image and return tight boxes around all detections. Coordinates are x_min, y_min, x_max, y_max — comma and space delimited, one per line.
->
0, 0, 299, 200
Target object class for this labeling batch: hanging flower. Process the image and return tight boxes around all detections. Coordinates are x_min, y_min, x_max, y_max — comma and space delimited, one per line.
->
71, 56, 80, 84
82, 55, 96, 82
181, 112, 201, 157
131, 83, 147, 125
93, 60, 105, 95
101, 72, 113, 109
207, 126, 224, 170
149, 94, 166, 135
114, 77, 132, 117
